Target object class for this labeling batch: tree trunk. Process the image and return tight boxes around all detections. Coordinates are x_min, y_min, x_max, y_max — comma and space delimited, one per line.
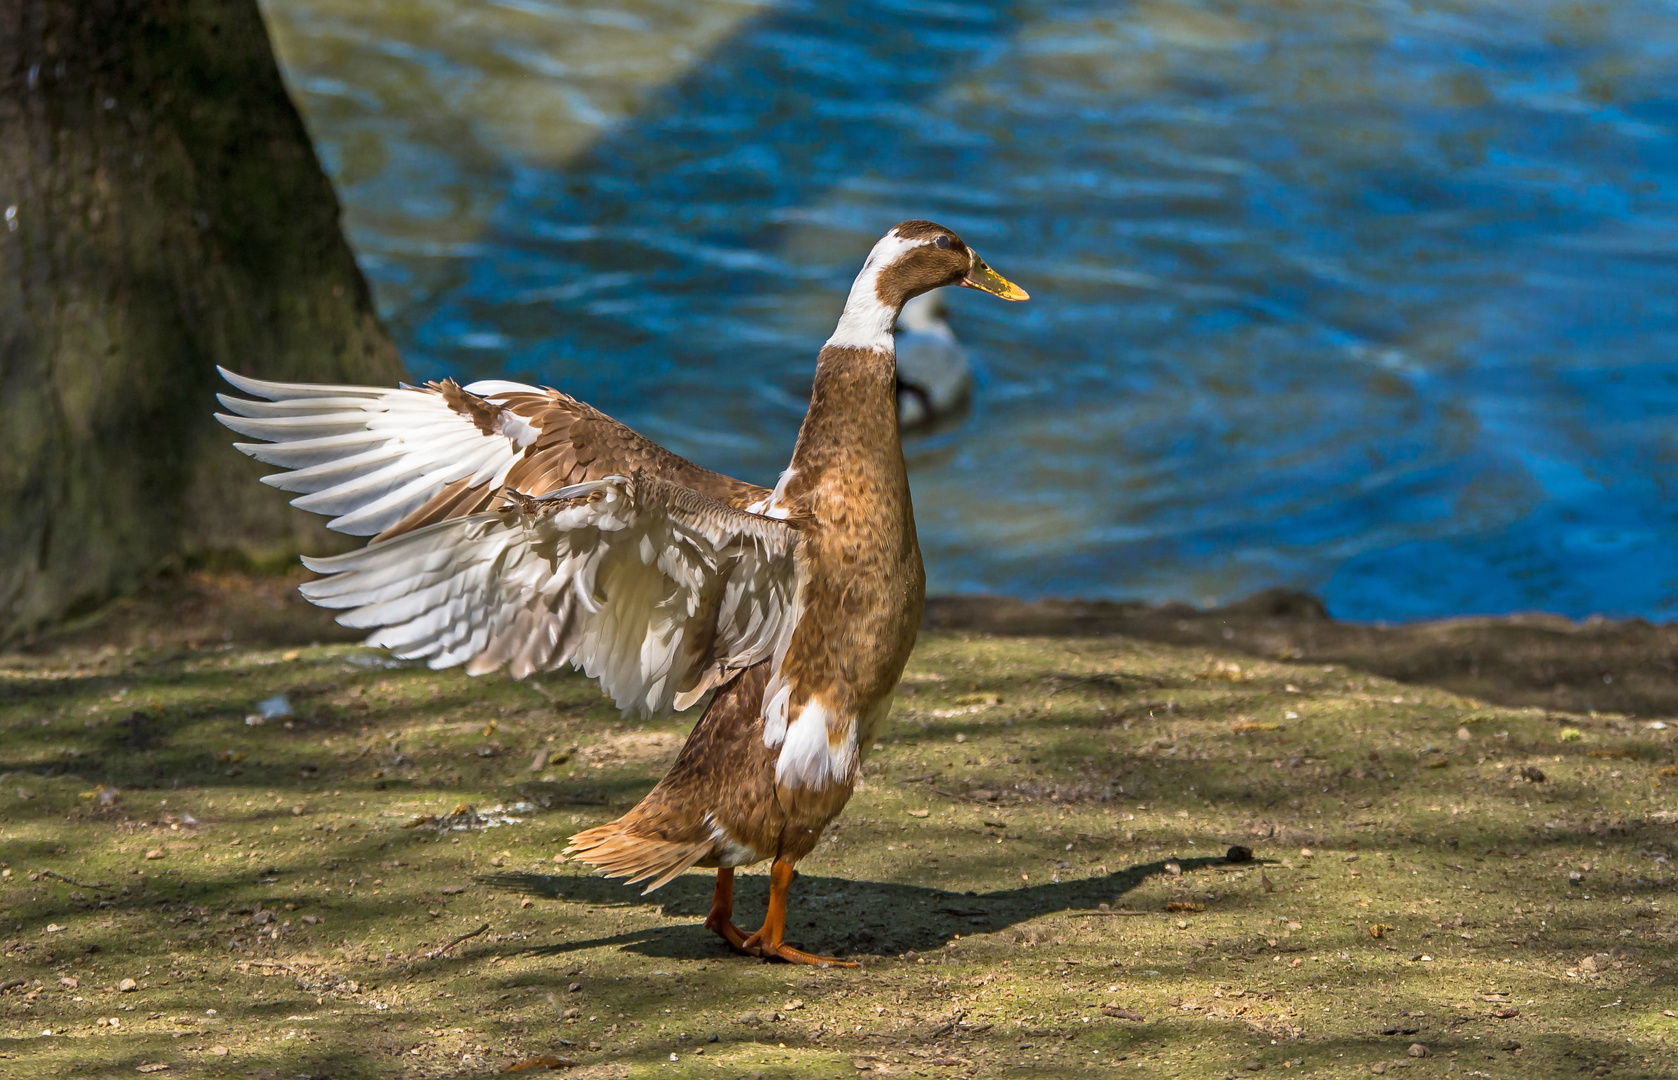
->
0, 0, 404, 640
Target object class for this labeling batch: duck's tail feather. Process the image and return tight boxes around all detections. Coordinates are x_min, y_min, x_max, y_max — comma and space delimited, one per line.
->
565, 819, 713, 895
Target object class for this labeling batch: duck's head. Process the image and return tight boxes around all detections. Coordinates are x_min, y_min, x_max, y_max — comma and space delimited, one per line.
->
827, 220, 1027, 351
873, 220, 1030, 306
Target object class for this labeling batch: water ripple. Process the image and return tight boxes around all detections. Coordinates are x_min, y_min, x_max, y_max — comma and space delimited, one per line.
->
262, 0, 1678, 619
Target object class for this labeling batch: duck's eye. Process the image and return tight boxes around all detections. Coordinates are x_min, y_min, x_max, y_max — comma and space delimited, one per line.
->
933, 235, 951, 249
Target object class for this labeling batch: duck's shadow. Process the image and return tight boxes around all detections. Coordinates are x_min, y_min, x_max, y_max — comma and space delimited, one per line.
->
480, 855, 1249, 962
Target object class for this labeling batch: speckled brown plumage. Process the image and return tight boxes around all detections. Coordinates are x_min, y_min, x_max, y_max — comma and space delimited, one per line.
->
373, 384, 770, 543
562, 334, 922, 921
568, 663, 781, 887
560, 221, 1027, 966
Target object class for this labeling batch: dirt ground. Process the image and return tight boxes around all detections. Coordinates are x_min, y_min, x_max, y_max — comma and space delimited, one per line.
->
0, 571, 1673, 1078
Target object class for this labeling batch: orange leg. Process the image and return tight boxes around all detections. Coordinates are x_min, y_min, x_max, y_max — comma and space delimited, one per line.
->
739, 858, 857, 968
703, 868, 753, 953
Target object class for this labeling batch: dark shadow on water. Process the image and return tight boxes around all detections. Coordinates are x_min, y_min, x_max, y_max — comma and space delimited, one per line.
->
480, 855, 1238, 962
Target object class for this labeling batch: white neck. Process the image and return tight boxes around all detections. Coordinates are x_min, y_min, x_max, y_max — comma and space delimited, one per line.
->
824, 231, 922, 351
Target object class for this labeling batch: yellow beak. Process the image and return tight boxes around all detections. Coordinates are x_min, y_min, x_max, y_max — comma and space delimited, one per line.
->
960, 254, 1029, 301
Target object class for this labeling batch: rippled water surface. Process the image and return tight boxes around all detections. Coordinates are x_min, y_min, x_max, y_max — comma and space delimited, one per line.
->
262, 0, 1678, 620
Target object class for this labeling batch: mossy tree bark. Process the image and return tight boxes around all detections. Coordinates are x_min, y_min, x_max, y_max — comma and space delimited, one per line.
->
0, 0, 404, 640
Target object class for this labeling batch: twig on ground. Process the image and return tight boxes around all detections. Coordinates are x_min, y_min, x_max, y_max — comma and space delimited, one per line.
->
39, 870, 113, 890
421, 922, 490, 960
929, 1010, 966, 1037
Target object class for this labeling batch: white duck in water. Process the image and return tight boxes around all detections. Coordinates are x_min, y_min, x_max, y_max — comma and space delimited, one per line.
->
893, 289, 973, 431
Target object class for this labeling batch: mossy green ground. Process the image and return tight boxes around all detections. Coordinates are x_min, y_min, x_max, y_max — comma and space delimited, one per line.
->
1, 574, 1674, 1078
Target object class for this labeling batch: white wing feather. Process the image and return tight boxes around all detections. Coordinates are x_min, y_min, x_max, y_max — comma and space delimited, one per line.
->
298, 475, 802, 717
213, 366, 542, 537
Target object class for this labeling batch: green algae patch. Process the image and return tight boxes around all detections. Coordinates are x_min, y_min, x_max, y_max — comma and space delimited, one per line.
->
0, 574, 1673, 1078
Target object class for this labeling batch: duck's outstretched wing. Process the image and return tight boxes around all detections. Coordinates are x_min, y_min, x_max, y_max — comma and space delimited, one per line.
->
298, 474, 802, 716
214, 368, 770, 540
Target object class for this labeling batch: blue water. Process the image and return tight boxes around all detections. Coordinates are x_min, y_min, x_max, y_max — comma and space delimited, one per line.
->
261, 0, 1678, 621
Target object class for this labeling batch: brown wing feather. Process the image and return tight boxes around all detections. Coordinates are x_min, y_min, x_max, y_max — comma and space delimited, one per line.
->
374, 381, 772, 542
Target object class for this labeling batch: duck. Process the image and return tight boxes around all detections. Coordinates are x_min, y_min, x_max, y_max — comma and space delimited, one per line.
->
894, 289, 973, 431
214, 221, 1027, 966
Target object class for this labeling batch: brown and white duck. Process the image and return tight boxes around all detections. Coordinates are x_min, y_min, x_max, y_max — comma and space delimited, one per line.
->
215, 221, 1027, 966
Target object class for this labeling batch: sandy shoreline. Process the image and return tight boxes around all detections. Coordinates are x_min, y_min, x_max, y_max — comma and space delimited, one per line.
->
22, 570, 1667, 721
22, 566, 1664, 717
925, 589, 1677, 720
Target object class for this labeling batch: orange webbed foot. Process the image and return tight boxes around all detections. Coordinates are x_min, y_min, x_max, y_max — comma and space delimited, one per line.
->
704, 913, 754, 954
717, 858, 858, 967
704, 868, 757, 955
738, 928, 857, 968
